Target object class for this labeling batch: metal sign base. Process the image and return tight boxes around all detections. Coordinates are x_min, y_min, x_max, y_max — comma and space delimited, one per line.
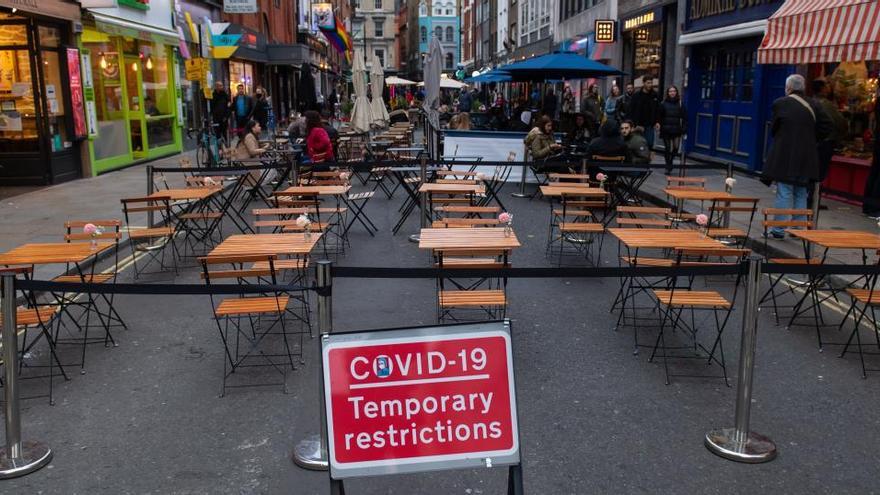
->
705, 428, 777, 463
0, 441, 52, 479
293, 436, 329, 471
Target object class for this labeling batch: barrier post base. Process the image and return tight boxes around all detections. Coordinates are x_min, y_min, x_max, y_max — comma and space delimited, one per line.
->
704, 428, 777, 463
0, 441, 52, 479
510, 192, 529, 198
292, 434, 328, 471
408, 234, 421, 243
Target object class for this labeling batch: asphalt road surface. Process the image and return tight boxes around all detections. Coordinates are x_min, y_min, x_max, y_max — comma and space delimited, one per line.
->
3, 180, 878, 494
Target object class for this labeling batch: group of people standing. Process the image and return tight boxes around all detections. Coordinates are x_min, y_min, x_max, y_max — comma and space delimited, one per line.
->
529, 78, 687, 173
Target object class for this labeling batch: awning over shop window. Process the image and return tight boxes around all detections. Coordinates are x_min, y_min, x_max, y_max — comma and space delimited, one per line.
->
757, 0, 880, 64
90, 12, 181, 46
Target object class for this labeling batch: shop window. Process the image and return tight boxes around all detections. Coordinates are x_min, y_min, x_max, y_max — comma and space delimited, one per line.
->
446, 26, 453, 42
740, 52, 754, 102
445, 53, 453, 69
420, 26, 427, 43
38, 26, 60, 48
435, 26, 442, 39
40, 50, 68, 152
0, 47, 37, 152
140, 44, 174, 150
721, 53, 737, 101
700, 55, 716, 100
84, 40, 129, 160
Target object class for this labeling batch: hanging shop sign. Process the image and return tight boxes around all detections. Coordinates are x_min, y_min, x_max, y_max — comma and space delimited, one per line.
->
223, 0, 257, 14
595, 20, 617, 43
66, 48, 88, 139
622, 9, 660, 31
322, 321, 521, 480
80, 51, 98, 138
185, 57, 207, 81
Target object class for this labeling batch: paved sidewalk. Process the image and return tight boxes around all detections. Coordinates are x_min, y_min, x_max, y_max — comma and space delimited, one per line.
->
637, 163, 878, 265
0, 151, 194, 279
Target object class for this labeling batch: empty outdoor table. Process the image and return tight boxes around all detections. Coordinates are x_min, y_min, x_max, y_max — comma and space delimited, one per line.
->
418, 227, 521, 252
608, 228, 728, 251
539, 185, 608, 197
147, 187, 222, 202
663, 189, 736, 202
280, 185, 351, 196
0, 242, 115, 266
208, 233, 323, 258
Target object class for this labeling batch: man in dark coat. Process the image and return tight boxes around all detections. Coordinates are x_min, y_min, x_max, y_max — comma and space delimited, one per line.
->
763, 74, 833, 238
542, 88, 557, 120
211, 82, 231, 141
627, 78, 659, 149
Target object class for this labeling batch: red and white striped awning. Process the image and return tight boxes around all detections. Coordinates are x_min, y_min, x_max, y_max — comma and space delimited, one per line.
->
757, 0, 880, 64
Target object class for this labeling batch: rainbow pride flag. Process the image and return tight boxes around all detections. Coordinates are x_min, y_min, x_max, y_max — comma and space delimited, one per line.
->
318, 11, 353, 64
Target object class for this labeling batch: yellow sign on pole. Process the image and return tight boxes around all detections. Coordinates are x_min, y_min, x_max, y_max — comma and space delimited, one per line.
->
185, 58, 206, 81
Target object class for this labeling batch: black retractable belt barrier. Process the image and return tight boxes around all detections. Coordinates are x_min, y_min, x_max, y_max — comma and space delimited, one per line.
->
15, 280, 312, 295
331, 263, 747, 280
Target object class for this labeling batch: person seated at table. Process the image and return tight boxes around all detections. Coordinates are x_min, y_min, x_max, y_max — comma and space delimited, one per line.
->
304, 110, 334, 164
287, 111, 307, 140
525, 115, 562, 160
587, 119, 627, 160
449, 112, 472, 130
564, 113, 591, 151
621, 120, 651, 164
487, 106, 509, 131
234, 120, 268, 160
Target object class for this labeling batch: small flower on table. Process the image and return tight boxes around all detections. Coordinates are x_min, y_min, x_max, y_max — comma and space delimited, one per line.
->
83, 223, 104, 250
725, 177, 737, 189
595, 173, 607, 189
498, 212, 513, 237
296, 214, 312, 238
695, 213, 709, 237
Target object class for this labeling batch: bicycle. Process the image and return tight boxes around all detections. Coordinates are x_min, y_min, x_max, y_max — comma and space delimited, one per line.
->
187, 121, 227, 168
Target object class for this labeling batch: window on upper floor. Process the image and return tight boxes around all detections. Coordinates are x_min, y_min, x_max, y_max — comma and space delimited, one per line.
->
445, 53, 453, 69
445, 26, 453, 42
374, 18, 384, 37
420, 26, 427, 43
435, 26, 442, 39
374, 0, 382, 9
375, 49, 385, 67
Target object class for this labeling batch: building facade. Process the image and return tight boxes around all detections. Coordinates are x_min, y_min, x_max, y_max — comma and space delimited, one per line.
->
513, 0, 554, 60
353, 0, 396, 72
679, 0, 792, 171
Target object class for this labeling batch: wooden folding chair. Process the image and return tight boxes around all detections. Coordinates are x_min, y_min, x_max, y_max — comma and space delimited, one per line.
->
705, 197, 759, 246
546, 191, 605, 266
200, 254, 301, 396
648, 247, 749, 385
840, 267, 880, 378
435, 249, 509, 323
121, 196, 179, 278
51, 220, 126, 373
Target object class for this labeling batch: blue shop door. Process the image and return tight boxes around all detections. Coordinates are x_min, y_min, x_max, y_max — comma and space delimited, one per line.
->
757, 65, 796, 172
688, 52, 719, 157
714, 50, 759, 167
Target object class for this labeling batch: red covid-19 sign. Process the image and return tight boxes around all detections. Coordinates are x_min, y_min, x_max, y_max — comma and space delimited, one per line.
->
322, 322, 520, 478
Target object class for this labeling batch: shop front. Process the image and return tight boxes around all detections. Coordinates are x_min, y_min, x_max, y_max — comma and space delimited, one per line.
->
758, 0, 879, 201
680, 0, 792, 172
0, 1, 85, 185
82, 0, 183, 174
621, 8, 663, 87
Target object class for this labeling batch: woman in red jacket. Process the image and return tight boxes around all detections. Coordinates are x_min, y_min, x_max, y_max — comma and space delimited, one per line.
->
305, 110, 334, 163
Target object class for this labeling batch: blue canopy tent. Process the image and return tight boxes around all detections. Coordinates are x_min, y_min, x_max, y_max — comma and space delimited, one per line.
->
465, 70, 512, 84
498, 51, 623, 81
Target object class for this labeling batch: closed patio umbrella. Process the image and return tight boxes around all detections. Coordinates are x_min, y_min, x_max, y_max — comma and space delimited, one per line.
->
370, 52, 389, 127
349, 48, 373, 133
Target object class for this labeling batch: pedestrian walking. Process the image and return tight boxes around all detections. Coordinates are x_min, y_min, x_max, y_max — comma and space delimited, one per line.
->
253, 86, 270, 134
628, 78, 659, 149
763, 74, 833, 239
605, 85, 622, 121
562, 86, 575, 115
232, 84, 254, 134
656, 85, 686, 173
617, 82, 635, 122
581, 83, 603, 128
811, 79, 848, 198
211, 81, 231, 141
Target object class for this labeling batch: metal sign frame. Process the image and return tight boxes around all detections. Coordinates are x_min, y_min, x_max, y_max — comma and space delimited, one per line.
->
321, 320, 521, 481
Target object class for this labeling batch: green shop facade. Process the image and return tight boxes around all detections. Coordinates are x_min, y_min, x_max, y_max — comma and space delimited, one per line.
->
81, 0, 183, 175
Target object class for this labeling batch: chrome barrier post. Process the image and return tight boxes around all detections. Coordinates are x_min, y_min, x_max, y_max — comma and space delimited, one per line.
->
0, 273, 53, 479
146, 165, 154, 228
408, 155, 429, 243
811, 181, 822, 228
705, 258, 777, 463
293, 261, 333, 471
511, 145, 529, 198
